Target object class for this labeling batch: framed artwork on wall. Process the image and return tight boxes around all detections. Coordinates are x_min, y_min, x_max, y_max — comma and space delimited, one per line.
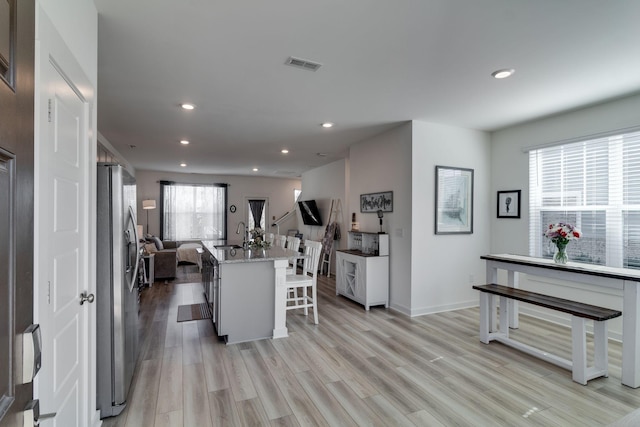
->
497, 190, 521, 218
360, 191, 393, 213
435, 165, 474, 234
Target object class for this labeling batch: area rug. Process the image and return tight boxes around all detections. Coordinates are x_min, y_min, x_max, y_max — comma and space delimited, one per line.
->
177, 303, 212, 322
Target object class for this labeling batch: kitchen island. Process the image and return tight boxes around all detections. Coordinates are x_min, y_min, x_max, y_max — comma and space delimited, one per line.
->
201, 241, 299, 344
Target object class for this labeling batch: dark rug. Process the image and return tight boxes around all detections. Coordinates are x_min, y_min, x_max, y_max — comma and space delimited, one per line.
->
177, 303, 212, 322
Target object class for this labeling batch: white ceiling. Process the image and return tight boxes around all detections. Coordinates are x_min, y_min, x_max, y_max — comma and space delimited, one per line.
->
94, 0, 640, 177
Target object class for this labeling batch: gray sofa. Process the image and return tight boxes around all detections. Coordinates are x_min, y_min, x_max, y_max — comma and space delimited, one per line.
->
143, 237, 204, 280
142, 236, 177, 280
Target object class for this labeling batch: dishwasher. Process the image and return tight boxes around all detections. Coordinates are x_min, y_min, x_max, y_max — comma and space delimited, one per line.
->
201, 253, 218, 324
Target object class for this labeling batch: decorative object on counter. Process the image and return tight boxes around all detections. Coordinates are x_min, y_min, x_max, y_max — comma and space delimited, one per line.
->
435, 165, 473, 234
248, 227, 272, 250
360, 191, 393, 213
544, 222, 581, 264
351, 212, 359, 231
377, 210, 384, 233
497, 190, 521, 218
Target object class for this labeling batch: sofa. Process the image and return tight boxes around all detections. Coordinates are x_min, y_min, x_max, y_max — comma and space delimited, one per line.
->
142, 236, 204, 280
143, 236, 177, 279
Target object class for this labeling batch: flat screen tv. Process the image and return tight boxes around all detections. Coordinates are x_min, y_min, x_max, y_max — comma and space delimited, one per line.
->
298, 200, 323, 226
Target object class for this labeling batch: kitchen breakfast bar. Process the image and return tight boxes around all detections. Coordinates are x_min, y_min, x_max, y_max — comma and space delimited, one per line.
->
201, 241, 300, 344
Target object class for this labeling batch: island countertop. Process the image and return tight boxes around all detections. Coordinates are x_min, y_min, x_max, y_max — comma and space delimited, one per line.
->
201, 240, 300, 264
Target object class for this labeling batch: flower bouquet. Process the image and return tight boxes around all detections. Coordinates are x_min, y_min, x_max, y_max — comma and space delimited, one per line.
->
544, 222, 581, 264
248, 227, 271, 250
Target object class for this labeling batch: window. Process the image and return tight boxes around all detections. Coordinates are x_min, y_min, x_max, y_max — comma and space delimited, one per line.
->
160, 181, 227, 240
529, 129, 640, 269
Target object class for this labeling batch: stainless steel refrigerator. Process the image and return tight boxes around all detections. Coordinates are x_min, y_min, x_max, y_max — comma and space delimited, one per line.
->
96, 163, 140, 418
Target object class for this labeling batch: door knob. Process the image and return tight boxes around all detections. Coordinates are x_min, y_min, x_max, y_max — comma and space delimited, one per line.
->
79, 292, 95, 305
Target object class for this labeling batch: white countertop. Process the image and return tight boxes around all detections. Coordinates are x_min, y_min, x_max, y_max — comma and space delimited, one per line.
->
202, 240, 300, 264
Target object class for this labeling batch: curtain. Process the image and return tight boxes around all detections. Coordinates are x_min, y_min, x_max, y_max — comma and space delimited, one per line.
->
160, 181, 227, 240
248, 199, 265, 229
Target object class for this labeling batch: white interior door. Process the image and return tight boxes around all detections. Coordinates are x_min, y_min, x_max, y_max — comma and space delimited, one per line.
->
34, 8, 93, 427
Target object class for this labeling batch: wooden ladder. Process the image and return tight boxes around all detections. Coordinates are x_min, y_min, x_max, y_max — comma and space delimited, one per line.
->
320, 199, 342, 277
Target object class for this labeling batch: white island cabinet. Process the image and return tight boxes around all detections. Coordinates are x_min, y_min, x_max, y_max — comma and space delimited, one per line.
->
336, 232, 389, 310
201, 241, 296, 344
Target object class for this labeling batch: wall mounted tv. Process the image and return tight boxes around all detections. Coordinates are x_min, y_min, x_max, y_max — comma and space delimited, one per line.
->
298, 200, 323, 226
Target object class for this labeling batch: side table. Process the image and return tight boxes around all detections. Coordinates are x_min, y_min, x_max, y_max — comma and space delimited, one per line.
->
143, 253, 155, 287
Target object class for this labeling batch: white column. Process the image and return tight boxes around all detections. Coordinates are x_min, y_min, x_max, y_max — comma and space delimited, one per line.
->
272, 259, 289, 339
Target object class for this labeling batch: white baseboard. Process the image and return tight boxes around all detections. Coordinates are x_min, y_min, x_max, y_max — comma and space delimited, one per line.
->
409, 299, 478, 317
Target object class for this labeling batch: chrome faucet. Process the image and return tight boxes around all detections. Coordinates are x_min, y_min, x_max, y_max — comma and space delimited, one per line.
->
236, 221, 248, 248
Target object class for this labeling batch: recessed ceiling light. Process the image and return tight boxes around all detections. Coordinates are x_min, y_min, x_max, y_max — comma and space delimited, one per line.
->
491, 68, 515, 79
252, 168, 259, 172
281, 149, 289, 154
180, 163, 187, 167
321, 122, 334, 128
181, 103, 195, 110
180, 140, 190, 145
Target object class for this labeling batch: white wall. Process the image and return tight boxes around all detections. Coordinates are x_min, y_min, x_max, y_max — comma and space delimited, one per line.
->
135, 170, 301, 239
490, 92, 640, 338
410, 121, 491, 316
38, 0, 97, 87
300, 159, 347, 273
300, 158, 347, 242
349, 123, 413, 313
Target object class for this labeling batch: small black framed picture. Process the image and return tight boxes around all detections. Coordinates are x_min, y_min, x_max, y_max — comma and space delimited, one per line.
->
497, 190, 520, 218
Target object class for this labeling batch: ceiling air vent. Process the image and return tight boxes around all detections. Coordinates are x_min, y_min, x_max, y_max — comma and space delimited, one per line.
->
285, 56, 322, 72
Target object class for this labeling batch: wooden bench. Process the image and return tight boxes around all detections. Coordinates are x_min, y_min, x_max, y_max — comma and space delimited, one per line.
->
473, 283, 622, 385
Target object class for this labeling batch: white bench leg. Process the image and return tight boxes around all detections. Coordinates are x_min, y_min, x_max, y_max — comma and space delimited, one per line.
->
507, 270, 519, 329
594, 320, 609, 378
479, 292, 492, 344
572, 316, 587, 385
499, 296, 509, 338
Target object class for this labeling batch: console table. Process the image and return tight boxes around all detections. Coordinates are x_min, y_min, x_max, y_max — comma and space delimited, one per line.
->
482, 254, 640, 388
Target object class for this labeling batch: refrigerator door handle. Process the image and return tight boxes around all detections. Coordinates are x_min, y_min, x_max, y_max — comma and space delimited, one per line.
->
127, 206, 141, 292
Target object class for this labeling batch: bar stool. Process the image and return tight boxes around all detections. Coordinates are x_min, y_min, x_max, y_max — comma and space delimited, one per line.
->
285, 240, 322, 324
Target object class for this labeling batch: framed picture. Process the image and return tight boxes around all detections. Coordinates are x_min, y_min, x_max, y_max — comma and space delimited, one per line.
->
435, 166, 473, 234
497, 190, 521, 218
360, 191, 393, 213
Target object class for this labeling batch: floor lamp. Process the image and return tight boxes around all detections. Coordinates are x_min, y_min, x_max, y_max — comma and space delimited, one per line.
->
142, 199, 156, 235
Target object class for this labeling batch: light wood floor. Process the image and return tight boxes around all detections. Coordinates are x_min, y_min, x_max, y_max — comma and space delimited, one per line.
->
102, 265, 640, 427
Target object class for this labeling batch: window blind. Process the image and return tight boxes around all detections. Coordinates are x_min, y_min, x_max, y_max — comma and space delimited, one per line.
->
160, 182, 227, 241
529, 129, 640, 269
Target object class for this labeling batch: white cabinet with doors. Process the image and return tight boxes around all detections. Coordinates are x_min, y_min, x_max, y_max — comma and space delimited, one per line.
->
336, 232, 389, 310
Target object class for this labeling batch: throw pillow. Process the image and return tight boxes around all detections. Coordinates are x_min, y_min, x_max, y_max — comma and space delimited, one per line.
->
144, 243, 157, 253
150, 235, 164, 251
